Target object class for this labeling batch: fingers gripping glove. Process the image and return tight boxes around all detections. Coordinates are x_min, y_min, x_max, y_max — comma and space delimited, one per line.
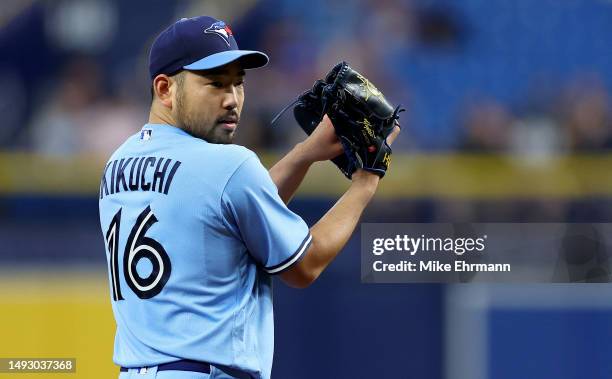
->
293, 62, 403, 178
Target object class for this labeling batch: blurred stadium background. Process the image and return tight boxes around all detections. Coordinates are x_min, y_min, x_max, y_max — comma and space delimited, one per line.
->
2, 0, 612, 378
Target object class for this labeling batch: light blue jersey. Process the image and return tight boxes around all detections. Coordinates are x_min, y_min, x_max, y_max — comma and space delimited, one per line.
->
98, 123, 312, 379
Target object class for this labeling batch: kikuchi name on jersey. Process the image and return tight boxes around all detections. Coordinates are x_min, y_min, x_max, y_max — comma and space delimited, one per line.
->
100, 156, 182, 199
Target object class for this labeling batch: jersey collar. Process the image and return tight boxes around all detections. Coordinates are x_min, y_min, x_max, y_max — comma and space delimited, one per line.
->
141, 123, 192, 137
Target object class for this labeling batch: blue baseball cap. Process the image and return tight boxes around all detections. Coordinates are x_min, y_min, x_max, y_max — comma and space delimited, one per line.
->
148, 16, 269, 80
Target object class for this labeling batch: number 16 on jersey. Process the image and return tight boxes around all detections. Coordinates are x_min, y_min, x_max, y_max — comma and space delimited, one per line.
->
105, 205, 172, 300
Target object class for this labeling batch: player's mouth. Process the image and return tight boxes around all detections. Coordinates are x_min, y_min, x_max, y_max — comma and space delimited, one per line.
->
217, 115, 239, 131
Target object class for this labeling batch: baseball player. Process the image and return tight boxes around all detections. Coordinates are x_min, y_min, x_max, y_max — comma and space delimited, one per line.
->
99, 16, 399, 379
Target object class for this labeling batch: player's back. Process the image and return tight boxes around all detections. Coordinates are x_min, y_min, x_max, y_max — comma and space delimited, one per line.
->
98, 123, 270, 375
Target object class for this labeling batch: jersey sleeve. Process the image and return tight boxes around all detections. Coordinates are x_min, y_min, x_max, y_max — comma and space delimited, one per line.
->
221, 155, 312, 274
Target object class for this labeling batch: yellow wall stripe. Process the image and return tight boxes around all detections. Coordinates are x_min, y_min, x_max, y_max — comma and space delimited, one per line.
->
1, 152, 612, 198
0, 270, 117, 378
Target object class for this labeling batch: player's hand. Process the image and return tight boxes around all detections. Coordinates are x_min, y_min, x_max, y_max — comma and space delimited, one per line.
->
351, 124, 401, 185
298, 115, 344, 163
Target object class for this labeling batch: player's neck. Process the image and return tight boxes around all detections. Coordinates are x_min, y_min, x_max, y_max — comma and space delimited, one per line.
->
148, 104, 176, 127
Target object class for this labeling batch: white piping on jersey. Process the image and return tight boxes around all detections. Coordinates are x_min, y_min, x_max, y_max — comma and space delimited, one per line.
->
266, 234, 312, 274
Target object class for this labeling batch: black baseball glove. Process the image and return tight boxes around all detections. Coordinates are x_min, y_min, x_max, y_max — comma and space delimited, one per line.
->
291, 62, 403, 178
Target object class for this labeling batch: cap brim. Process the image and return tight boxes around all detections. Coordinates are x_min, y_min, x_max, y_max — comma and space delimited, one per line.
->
183, 50, 269, 71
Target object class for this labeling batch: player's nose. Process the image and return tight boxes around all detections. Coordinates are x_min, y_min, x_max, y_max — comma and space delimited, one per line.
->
222, 85, 239, 110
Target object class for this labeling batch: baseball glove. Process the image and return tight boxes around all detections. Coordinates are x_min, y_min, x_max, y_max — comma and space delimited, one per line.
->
291, 62, 403, 179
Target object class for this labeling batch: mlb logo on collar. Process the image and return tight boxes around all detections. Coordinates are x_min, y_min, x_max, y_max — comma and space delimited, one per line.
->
204, 21, 233, 47
140, 129, 152, 141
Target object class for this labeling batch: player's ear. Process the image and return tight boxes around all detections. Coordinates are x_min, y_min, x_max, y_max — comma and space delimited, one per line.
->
152, 74, 173, 108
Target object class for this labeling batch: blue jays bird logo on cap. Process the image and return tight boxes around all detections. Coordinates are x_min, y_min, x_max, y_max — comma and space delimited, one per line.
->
204, 21, 233, 47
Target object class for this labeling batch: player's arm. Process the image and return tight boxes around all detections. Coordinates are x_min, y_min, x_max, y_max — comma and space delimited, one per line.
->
268, 115, 343, 204
280, 126, 401, 288
279, 170, 377, 288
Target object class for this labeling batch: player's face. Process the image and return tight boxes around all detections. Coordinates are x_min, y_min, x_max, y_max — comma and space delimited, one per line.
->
173, 62, 245, 144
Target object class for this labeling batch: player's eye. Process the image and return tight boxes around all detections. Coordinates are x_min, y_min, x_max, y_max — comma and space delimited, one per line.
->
209, 81, 224, 88
235, 79, 245, 87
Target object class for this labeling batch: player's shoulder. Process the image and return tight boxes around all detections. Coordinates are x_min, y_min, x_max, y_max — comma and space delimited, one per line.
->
182, 141, 257, 170
171, 140, 266, 190
173, 143, 264, 203
103, 125, 263, 188
203, 142, 256, 162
